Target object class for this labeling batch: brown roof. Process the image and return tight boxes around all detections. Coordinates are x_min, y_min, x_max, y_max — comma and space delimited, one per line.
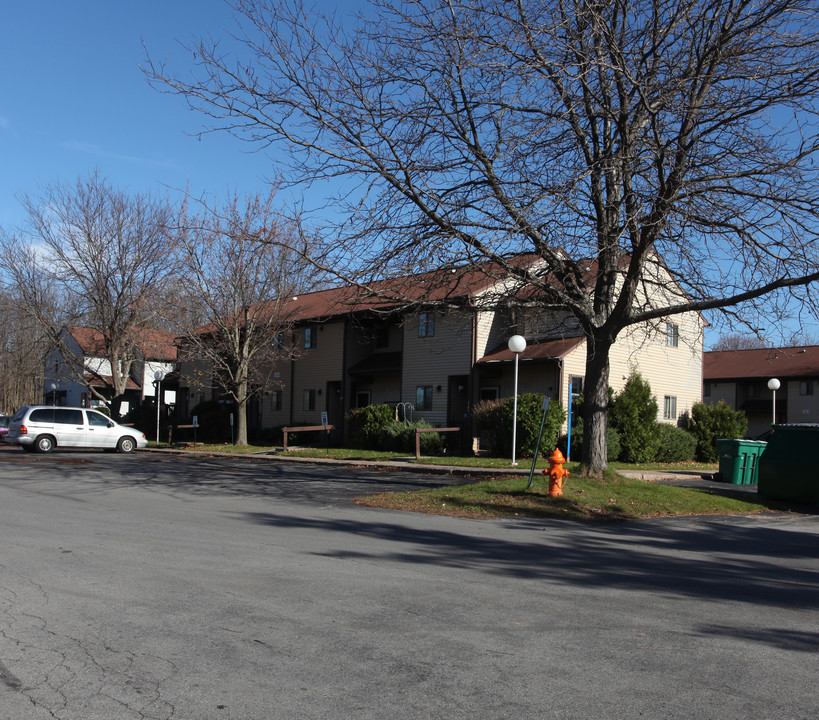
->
67, 326, 177, 361
704, 346, 819, 380
478, 336, 585, 363
192, 255, 546, 335
84, 373, 141, 391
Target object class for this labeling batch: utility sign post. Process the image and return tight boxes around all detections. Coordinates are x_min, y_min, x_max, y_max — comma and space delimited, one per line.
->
527, 398, 551, 490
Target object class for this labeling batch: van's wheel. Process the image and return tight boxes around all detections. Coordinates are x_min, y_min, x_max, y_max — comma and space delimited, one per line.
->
34, 435, 55, 453
117, 436, 136, 454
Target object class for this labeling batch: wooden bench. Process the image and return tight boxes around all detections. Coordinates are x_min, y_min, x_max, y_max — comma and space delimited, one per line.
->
415, 427, 461, 460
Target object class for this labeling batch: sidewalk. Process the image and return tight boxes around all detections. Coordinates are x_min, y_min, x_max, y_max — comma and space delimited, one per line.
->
150, 446, 732, 488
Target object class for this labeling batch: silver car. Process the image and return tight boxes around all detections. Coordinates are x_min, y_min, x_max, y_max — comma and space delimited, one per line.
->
6, 406, 148, 453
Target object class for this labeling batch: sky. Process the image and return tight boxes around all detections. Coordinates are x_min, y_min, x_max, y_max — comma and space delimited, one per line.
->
0, 0, 295, 230
2, 1, 816, 349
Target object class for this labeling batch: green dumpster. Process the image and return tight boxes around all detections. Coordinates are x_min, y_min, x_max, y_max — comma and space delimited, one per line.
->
758, 424, 819, 506
715, 439, 767, 484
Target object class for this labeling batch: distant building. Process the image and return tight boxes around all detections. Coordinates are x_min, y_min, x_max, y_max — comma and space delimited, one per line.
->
44, 326, 178, 415
703, 346, 819, 437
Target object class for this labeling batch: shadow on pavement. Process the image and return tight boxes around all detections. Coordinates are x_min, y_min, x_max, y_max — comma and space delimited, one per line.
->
239, 510, 819, 613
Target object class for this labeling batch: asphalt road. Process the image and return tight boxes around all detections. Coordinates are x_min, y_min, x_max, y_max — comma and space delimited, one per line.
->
0, 445, 817, 720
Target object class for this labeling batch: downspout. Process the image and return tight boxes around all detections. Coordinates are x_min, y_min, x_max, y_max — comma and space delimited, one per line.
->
289, 333, 296, 426
340, 317, 348, 442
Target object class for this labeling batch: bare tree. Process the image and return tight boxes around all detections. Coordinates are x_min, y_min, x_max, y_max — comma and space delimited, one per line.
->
710, 334, 769, 351
174, 191, 313, 445
146, 0, 819, 474
0, 284, 51, 412
1, 172, 174, 418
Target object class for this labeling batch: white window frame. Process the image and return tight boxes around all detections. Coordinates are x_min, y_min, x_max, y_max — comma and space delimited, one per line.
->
418, 312, 435, 338
665, 322, 679, 347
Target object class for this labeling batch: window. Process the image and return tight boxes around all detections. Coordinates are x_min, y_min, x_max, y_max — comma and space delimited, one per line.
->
304, 327, 316, 349
86, 411, 111, 427
479, 386, 499, 402
569, 375, 584, 397
271, 391, 282, 411
800, 380, 814, 396
375, 326, 390, 348
704, 382, 711, 398
54, 409, 83, 425
355, 391, 371, 408
418, 312, 435, 337
272, 333, 284, 353
665, 322, 679, 347
303, 389, 316, 411
664, 396, 677, 420
416, 385, 433, 411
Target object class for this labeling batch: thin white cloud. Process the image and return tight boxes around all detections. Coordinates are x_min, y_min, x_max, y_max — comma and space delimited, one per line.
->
62, 140, 179, 170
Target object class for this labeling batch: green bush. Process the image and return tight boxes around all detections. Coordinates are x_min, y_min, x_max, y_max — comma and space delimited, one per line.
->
686, 401, 748, 463
652, 423, 696, 463
377, 419, 442, 454
348, 404, 395, 449
610, 372, 659, 463
474, 393, 565, 458
559, 419, 621, 462
472, 399, 505, 455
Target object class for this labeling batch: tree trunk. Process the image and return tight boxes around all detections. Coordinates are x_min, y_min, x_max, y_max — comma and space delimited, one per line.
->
580, 334, 613, 477
235, 374, 249, 445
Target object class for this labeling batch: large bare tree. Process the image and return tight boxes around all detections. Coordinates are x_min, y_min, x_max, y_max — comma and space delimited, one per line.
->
147, 0, 819, 474
174, 191, 313, 445
1, 172, 174, 418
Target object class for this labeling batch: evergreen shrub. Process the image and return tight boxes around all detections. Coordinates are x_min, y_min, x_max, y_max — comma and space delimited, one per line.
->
652, 423, 697, 463
473, 394, 565, 458
348, 404, 395, 449
610, 372, 659, 463
685, 401, 748, 463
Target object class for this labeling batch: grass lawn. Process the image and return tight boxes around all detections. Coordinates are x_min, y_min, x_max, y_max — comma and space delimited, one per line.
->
353, 472, 792, 521
150, 442, 801, 521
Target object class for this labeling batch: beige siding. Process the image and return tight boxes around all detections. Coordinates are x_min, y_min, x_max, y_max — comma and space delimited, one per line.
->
608, 311, 703, 424
402, 311, 473, 425
259, 358, 293, 427
291, 321, 345, 424
786, 380, 819, 423
704, 381, 736, 407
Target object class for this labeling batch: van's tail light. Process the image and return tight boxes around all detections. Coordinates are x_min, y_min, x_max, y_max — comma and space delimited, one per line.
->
19, 425, 28, 435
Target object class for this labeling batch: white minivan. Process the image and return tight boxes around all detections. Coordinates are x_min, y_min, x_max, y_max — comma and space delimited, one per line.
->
6, 406, 148, 453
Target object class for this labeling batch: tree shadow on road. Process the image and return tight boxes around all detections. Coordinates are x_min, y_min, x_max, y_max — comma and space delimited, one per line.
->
240, 509, 819, 615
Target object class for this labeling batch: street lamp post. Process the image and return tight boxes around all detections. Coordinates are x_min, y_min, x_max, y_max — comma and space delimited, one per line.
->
154, 370, 165, 446
508, 335, 527, 466
767, 378, 780, 425
49, 383, 57, 406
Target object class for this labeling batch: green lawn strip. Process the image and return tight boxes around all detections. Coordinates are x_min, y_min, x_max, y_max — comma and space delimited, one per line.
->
355, 473, 782, 521
171, 444, 718, 474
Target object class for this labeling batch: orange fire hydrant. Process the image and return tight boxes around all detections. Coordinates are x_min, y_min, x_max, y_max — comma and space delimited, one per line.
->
545, 448, 570, 497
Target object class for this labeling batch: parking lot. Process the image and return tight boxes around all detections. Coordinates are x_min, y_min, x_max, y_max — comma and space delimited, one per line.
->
0, 445, 817, 719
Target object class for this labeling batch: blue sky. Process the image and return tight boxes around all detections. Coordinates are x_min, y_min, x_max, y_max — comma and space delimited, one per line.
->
0, 1, 287, 229
2, 1, 815, 347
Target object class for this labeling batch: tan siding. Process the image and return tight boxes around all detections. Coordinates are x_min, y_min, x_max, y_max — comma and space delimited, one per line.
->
402, 311, 473, 425
291, 321, 345, 424
610, 311, 703, 423
787, 380, 819, 423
